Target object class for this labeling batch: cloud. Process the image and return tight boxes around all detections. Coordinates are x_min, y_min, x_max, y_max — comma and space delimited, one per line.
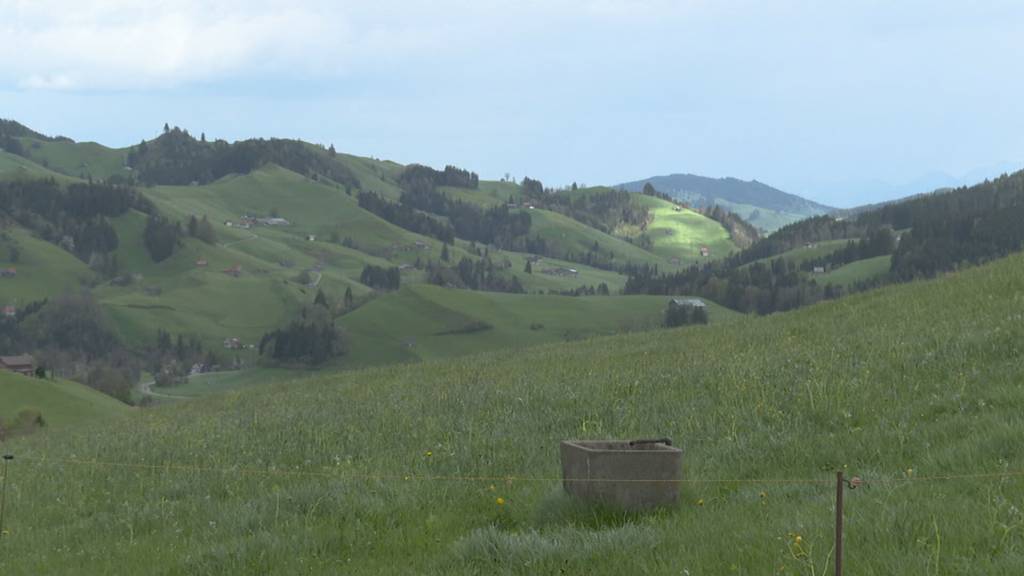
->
1, 0, 388, 90
0, 0, 707, 91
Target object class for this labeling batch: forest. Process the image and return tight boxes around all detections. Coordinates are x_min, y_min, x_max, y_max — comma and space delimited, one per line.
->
126, 125, 359, 188
0, 178, 149, 266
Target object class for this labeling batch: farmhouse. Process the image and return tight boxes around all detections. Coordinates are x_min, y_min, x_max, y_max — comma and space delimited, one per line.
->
813, 266, 825, 274
542, 267, 579, 277
699, 246, 710, 257
669, 297, 706, 310
2, 305, 15, 317
0, 267, 16, 278
223, 338, 241, 350
306, 235, 316, 242
0, 354, 35, 376
196, 259, 208, 268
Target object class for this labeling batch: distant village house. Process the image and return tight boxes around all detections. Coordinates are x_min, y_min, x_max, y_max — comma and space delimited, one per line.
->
669, 297, 707, 310
0, 354, 35, 376
0, 267, 16, 278
699, 246, 710, 257
2, 305, 15, 318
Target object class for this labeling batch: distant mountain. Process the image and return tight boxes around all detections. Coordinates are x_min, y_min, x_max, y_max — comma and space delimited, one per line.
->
618, 173, 832, 232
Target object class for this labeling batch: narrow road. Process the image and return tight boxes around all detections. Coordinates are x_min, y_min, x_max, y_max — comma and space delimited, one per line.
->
138, 379, 192, 401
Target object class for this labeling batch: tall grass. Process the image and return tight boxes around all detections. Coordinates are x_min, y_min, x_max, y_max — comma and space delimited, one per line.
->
2, 253, 1024, 573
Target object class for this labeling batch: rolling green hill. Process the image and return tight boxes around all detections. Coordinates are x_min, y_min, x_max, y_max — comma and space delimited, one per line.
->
620, 173, 832, 232
3, 250, 1024, 573
339, 284, 739, 367
15, 138, 127, 180
0, 122, 752, 377
631, 195, 737, 262
0, 226, 96, 304
0, 370, 131, 430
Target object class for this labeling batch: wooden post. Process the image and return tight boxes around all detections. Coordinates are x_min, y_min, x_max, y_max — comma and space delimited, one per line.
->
0, 455, 12, 538
835, 470, 844, 576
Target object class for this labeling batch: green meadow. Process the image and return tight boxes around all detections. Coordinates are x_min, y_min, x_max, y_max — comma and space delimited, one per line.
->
0, 371, 131, 429
818, 254, 892, 287
3, 251, 1024, 573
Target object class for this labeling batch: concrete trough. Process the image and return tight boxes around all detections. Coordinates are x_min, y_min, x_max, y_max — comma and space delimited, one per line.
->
560, 439, 682, 510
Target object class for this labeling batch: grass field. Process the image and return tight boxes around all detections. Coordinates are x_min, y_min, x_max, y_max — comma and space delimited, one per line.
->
15, 137, 127, 180
818, 254, 892, 287
4, 251, 1023, 573
0, 226, 95, 304
741, 239, 851, 270
0, 371, 131, 429
527, 209, 665, 268
338, 285, 739, 368
632, 196, 738, 263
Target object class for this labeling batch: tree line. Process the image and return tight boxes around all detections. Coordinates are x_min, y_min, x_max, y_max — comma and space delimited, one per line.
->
398, 163, 480, 190
126, 125, 359, 188
0, 178, 150, 267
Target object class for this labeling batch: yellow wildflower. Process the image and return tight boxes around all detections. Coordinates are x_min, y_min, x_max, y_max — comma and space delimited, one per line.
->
496, 497, 505, 506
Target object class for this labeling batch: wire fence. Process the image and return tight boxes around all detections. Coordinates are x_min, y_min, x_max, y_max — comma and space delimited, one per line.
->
8, 454, 1024, 486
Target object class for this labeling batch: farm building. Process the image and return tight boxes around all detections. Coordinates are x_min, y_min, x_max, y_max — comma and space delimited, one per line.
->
542, 267, 579, 277
669, 297, 706, 310
196, 259, 208, 268
0, 267, 16, 278
306, 235, 316, 242
699, 246, 710, 257
0, 354, 35, 376
2, 305, 15, 317
813, 266, 825, 274
223, 338, 242, 350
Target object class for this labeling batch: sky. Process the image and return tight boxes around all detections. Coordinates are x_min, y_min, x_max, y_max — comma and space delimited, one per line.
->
1, 0, 1022, 207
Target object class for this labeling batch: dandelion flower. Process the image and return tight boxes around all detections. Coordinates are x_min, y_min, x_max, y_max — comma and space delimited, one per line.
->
496, 497, 505, 506
697, 499, 705, 507
759, 491, 767, 499
794, 535, 803, 544
425, 450, 432, 457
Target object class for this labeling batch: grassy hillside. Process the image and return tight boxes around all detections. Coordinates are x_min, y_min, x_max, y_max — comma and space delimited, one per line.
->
339, 284, 738, 367
4, 250, 1024, 573
15, 137, 127, 180
818, 254, 892, 287
0, 150, 77, 183
0, 371, 131, 430
527, 209, 664, 267
740, 238, 850, 269
620, 173, 831, 232
631, 195, 737, 262
0, 226, 95, 304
